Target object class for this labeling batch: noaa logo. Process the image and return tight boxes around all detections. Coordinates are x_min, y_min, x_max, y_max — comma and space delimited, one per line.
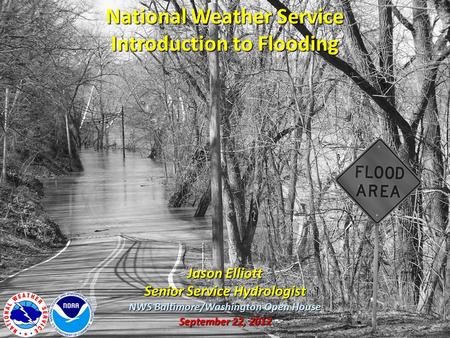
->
50, 292, 93, 337
2, 292, 48, 337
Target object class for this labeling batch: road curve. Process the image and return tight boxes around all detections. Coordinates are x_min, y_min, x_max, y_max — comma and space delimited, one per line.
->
0, 151, 268, 337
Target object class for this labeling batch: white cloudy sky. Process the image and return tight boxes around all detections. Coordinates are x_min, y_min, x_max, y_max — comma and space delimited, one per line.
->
83, 0, 134, 20
70, 0, 139, 34
95, 0, 131, 13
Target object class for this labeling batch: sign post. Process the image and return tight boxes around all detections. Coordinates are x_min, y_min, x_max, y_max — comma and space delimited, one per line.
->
372, 221, 379, 331
336, 139, 420, 331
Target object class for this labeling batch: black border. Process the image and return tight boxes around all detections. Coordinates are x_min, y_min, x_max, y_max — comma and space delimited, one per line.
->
336, 138, 421, 224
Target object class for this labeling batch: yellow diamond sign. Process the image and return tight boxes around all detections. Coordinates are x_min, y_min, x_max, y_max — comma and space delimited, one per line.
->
336, 139, 420, 223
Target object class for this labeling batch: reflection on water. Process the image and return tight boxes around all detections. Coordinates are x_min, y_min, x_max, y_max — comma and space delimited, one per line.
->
42, 150, 209, 241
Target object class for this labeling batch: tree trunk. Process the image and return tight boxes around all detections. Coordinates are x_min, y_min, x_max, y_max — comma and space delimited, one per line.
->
378, 0, 401, 148
208, 0, 224, 284
1, 87, 8, 184
286, 127, 302, 257
304, 54, 327, 302
222, 171, 245, 265
194, 182, 210, 217
412, 0, 449, 313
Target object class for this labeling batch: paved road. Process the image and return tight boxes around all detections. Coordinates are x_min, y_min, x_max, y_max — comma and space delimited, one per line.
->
0, 151, 267, 337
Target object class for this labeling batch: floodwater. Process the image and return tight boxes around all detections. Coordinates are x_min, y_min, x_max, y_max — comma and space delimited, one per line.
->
43, 150, 210, 242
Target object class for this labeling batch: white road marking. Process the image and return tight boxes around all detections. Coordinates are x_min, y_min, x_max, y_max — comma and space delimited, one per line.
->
1, 239, 71, 283
167, 242, 183, 289
86, 236, 125, 310
168, 242, 205, 304
81, 236, 123, 288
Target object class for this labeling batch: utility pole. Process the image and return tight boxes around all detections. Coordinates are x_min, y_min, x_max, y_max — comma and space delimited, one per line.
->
121, 106, 125, 160
208, 0, 224, 286
1, 88, 9, 184
65, 112, 72, 158
62, 88, 72, 168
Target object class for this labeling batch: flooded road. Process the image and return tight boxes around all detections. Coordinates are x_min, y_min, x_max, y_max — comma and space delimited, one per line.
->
0, 151, 266, 337
43, 151, 208, 242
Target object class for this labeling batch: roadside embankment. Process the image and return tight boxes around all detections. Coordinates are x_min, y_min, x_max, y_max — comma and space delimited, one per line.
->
0, 167, 68, 280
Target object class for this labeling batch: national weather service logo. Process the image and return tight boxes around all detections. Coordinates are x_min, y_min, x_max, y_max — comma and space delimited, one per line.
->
50, 292, 93, 337
2, 292, 48, 337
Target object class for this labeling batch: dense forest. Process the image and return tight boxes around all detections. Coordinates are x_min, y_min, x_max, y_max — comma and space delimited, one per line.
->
1, 0, 450, 331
